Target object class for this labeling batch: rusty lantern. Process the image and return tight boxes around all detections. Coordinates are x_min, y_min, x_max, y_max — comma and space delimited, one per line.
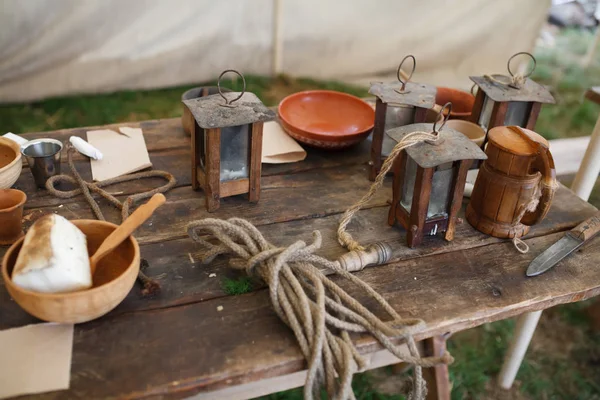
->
183, 70, 276, 212
470, 52, 555, 145
387, 105, 488, 248
368, 55, 436, 181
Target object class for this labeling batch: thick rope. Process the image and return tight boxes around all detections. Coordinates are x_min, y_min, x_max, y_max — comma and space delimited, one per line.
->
337, 131, 439, 252
484, 73, 526, 89
188, 218, 452, 400
46, 144, 177, 294
510, 179, 559, 254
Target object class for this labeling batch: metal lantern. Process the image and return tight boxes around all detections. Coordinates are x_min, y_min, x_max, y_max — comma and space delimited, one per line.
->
470, 52, 555, 143
183, 70, 276, 212
387, 107, 488, 248
369, 55, 436, 181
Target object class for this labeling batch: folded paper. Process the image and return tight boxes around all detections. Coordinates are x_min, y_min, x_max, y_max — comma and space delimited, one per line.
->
0, 323, 74, 399
262, 121, 306, 164
87, 127, 152, 181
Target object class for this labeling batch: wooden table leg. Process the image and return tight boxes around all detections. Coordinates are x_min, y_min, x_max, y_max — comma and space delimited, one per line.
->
422, 335, 451, 400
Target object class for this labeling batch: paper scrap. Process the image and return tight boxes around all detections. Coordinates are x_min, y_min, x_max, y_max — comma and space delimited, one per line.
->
0, 323, 74, 399
262, 121, 306, 164
87, 127, 152, 181
3, 132, 28, 146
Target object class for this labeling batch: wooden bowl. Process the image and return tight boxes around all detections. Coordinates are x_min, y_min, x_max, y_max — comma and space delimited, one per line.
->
278, 90, 374, 149
2, 220, 140, 324
0, 137, 22, 189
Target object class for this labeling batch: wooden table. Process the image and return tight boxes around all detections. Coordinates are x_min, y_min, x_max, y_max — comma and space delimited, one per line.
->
2, 118, 600, 399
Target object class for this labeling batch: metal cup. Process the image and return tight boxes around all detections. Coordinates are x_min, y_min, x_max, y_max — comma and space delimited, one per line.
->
21, 139, 63, 188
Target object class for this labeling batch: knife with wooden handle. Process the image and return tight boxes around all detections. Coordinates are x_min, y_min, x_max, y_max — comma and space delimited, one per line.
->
526, 212, 600, 277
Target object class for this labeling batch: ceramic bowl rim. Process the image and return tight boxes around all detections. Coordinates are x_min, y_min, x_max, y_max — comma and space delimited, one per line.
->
0, 137, 23, 175
278, 90, 375, 140
2, 219, 140, 300
0, 188, 27, 213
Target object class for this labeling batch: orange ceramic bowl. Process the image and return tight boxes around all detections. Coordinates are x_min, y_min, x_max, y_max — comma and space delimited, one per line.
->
435, 87, 475, 120
278, 90, 374, 149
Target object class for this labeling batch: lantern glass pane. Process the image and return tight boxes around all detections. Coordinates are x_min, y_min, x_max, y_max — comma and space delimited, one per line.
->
220, 124, 250, 182
382, 104, 414, 156
400, 160, 453, 218
400, 156, 418, 212
427, 163, 453, 218
478, 96, 495, 130
504, 101, 532, 126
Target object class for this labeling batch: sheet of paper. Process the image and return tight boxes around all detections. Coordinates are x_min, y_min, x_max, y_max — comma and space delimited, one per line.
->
262, 121, 306, 164
0, 323, 74, 399
87, 127, 152, 181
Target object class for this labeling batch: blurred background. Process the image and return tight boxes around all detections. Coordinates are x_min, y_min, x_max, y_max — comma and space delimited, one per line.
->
2, 0, 600, 398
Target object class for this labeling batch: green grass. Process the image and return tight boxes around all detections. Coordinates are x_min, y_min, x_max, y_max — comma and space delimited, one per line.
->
221, 276, 254, 296
2, 27, 600, 400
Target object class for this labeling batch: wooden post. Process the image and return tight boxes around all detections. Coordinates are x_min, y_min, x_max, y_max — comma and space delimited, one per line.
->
205, 128, 221, 212
407, 167, 433, 248
370, 99, 388, 181
271, 0, 283, 76
571, 115, 600, 200
191, 122, 200, 190
444, 160, 471, 241
249, 122, 264, 203
423, 335, 451, 400
498, 310, 542, 389
388, 150, 407, 226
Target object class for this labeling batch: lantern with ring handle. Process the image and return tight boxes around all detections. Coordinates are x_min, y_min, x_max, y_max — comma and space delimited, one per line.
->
182, 69, 276, 212
386, 103, 488, 248
368, 55, 437, 181
470, 52, 555, 148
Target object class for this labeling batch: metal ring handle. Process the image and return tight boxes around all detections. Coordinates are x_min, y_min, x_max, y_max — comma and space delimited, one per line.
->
507, 52, 536, 79
432, 102, 452, 134
397, 55, 416, 91
470, 83, 477, 96
217, 69, 246, 106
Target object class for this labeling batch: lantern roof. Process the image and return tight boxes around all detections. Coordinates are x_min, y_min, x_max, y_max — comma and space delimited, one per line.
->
470, 75, 555, 104
183, 92, 276, 129
386, 123, 487, 168
369, 81, 436, 108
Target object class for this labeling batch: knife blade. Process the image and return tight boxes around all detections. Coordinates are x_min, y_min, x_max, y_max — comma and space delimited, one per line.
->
526, 212, 600, 277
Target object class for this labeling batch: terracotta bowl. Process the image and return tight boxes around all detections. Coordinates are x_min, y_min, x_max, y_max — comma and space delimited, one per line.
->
2, 220, 140, 324
434, 87, 475, 120
278, 90, 375, 149
0, 137, 22, 189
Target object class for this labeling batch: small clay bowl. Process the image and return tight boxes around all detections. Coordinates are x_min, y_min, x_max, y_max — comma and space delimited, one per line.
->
278, 90, 375, 149
2, 220, 140, 324
0, 189, 27, 245
0, 137, 23, 189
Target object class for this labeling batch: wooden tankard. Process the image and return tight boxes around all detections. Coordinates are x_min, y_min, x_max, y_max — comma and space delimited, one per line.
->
466, 126, 556, 238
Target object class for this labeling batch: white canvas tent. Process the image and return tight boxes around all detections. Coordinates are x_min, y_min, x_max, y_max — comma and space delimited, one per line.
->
0, 0, 550, 103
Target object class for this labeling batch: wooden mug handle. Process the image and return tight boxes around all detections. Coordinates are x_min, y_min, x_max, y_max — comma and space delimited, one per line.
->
509, 127, 557, 226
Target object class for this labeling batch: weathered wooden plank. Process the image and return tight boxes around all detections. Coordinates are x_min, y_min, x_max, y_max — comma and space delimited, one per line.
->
1, 185, 596, 329
17, 163, 392, 245
12, 231, 600, 399
16, 125, 370, 208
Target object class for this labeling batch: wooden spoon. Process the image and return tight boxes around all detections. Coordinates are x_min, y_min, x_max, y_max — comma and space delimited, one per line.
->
89, 193, 166, 275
